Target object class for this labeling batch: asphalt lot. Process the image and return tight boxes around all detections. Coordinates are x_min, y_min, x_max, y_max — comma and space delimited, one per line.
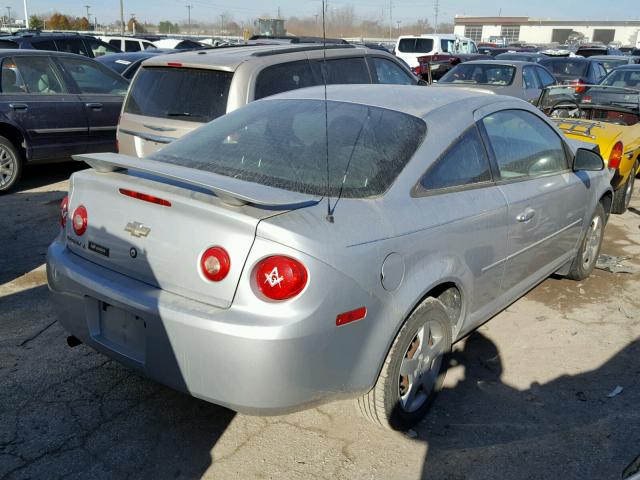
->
1, 163, 640, 480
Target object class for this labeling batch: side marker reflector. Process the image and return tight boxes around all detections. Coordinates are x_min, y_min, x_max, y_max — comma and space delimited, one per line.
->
336, 307, 367, 326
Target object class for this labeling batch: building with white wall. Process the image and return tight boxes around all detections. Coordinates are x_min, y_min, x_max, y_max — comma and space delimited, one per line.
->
453, 16, 640, 47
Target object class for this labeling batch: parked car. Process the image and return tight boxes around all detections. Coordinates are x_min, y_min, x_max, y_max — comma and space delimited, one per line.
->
434, 60, 556, 103
575, 44, 624, 57
0, 33, 120, 58
0, 50, 129, 192
415, 53, 491, 81
99, 36, 158, 52
589, 55, 640, 73
539, 81, 640, 213
538, 57, 607, 88
118, 44, 418, 158
395, 34, 478, 68
48, 84, 612, 430
478, 47, 510, 57
495, 52, 547, 63
96, 49, 177, 80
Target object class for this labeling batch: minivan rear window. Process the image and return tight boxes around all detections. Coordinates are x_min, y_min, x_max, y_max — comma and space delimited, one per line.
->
398, 38, 434, 53
124, 67, 232, 123
150, 99, 426, 198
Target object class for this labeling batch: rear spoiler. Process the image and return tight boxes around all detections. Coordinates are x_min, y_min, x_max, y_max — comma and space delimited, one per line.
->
73, 153, 321, 209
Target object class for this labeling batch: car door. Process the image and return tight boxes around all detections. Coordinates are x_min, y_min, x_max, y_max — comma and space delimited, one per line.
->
522, 65, 542, 103
0, 55, 88, 160
415, 125, 508, 317
55, 56, 129, 154
478, 107, 589, 294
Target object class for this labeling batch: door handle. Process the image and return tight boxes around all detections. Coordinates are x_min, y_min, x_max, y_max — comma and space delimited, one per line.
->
516, 208, 536, 223
9, 103, 28, 111
85, 102, 103, 110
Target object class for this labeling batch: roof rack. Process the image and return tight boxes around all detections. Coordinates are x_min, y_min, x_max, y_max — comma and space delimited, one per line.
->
251, 44, 356, 57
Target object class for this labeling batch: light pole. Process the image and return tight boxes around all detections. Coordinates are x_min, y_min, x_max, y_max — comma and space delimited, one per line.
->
186, 4, 192, 35
23, 0, 28, 29
396, 20, 401, 35
119, 0, 124, 35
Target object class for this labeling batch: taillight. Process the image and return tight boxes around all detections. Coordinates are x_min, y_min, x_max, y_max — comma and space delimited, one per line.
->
413, 66, 421, 76
255, 256, 308, 301
608, 141, 623, 169
60, 195, 69, 228
569, 79, 586, 93
72, 205, 88, 236
119, 188, 172, 207
200, 246, 230, 282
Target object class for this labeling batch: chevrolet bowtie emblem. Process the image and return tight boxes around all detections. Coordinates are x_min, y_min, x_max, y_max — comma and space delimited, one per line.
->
125, 222, 151, 238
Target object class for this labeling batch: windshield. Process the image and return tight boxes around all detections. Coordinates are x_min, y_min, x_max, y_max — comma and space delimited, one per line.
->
124, 67, 232, 122
542, 60, 588, 77
150, 99, 426, 198
600, 68, 640, 87
440, 64, 516, 86
398, 38, 434, 53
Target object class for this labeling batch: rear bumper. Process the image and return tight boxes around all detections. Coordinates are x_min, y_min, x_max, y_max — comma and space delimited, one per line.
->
46, 240, 381, 414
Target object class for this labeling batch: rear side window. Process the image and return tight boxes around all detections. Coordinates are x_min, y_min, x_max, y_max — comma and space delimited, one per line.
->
108, 39, 121, 48
369, 57, 414, 85
143, 42, 156, 50
522, 66, 540, 89
55, 39, 90, 57
13, 56, 68, 94
316, 57, 370, 84
482, 109, 567, 179
254, 60, 316, 100
125, 67, 232, 123
0, 58, 27, 93
57, 57, 128, 94
125, 40, 141, 52
421, 127, 491, 191
536, 67, 556, 87
150, 99, 426, 198
398, 38, 434, 53
0, 40, 19, 49
30, 39, 57, 51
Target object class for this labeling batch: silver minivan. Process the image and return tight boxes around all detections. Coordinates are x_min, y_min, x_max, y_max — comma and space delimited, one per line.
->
117, 44, 418, 158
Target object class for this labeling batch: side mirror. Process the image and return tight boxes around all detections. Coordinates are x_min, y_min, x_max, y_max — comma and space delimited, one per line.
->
573, 148, 604, 171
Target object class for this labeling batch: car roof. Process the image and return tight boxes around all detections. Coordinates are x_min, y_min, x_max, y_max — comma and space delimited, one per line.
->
265, 84, 497, 119
141, 44, 370, 71
540, 56, 591, 62
2, 33, 96, 41
0, 48, 95, 59
496, 52, 543, 56
590, 55, 629, 60
96, 50, 172, 62
608, 64, 640, 70
461, 60, 529, 67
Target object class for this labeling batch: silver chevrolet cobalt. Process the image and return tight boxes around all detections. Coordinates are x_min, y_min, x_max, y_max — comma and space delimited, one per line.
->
47, 85, 612, 430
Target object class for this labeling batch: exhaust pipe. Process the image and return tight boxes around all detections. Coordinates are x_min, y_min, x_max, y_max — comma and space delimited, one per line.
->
66, 335, 82, 348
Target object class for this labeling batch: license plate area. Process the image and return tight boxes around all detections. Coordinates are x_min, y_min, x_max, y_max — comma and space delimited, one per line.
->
95, 301, 146, 363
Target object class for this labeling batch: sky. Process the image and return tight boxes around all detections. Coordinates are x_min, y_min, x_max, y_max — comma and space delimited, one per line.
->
15, 0, 640, 26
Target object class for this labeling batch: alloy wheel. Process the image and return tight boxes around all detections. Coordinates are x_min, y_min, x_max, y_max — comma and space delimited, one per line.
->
581, 214, 603, 269
0, 146, 16, 189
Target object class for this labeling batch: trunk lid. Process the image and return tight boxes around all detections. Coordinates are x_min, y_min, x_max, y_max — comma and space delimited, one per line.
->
66, 153, 320, 308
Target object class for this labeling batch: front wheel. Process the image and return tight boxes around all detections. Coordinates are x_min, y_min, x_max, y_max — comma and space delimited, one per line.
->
566, 203, 606, 281
357, 298, 452, 430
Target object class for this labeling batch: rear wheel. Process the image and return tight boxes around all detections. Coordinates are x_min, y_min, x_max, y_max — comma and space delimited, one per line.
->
566, 203, 605, 281
0, 136, 22, 193
357, 298, 452, 430
611, 163, 636, 214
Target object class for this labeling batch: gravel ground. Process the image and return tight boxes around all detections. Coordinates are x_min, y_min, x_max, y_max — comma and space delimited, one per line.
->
1, 163, 639, 480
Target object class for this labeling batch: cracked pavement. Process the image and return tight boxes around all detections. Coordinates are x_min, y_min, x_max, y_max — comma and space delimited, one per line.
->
1, 164, 639, 480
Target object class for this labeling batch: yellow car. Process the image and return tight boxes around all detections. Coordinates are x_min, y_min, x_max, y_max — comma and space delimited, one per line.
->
539, 85, 640, 213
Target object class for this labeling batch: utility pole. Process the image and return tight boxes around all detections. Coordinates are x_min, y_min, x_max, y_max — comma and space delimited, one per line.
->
388, 0, 392, 41
186, 4, 192, 35
84, 5, 90, 20
396, 20, 401, 35
434, 0, 439, 34
314, 13, 318, 35
5, 6, 11, 26
119, 0, 124, 35
23, 0, 28, 29
277, 6, 280, 19
130, 13, 135, 34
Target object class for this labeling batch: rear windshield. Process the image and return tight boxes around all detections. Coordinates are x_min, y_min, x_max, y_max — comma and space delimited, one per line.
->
541, 60, 588, 77
124, 67, 232, 123
398, 38, 434, 53
576, 49, 606, 57
150, 99, 426, 198
440, 64, 516, 86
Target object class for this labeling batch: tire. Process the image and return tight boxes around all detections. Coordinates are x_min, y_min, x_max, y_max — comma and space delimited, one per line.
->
0, 135, 22, 194
357, 297, 452, 431
566, 203, 606, 281
611, 163, 636, 214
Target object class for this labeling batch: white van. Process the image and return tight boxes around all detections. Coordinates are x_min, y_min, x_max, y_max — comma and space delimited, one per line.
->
99, 36, 157, 52
395, 34, 478, 69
